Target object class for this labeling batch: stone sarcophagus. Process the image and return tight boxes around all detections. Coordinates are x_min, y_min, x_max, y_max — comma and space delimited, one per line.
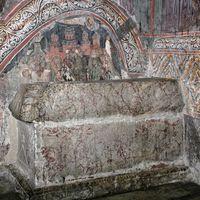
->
9, 78, 187, 199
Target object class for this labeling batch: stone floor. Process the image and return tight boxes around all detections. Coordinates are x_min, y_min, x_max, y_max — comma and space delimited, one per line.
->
94, 182, 200, 200
0, 192, 22, 200
1, 182, 200, 200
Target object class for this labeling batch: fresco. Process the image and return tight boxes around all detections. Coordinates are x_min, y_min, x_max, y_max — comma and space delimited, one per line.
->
10, 16, 121, 83
149, 36, 200, 115
0, 0, 145, 75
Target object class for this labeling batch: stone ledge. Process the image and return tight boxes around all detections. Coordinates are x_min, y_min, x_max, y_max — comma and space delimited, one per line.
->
33, 112, 182, 127
31, 165, 189, 200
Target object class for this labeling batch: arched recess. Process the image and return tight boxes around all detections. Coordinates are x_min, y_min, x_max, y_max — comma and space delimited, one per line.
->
0, 0, 146, 76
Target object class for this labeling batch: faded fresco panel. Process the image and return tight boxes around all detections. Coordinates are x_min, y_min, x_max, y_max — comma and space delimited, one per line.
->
161, 0, 200, 33
6, 16, 122, 83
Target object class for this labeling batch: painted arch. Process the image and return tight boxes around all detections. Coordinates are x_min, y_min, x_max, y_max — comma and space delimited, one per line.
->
0, 0, 145, 76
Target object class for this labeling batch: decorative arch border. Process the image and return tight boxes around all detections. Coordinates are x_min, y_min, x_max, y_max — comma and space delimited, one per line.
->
0, 0, 144, 73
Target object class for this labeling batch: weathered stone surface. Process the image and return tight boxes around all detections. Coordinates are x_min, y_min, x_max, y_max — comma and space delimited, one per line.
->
0, 165, 29, 199
34, 113, 184, 186
94, 182, 200, 200
10, 79, 184, 122
0, 0, 199, 199
0, 166, 16, 195
185, 115, 200, 184
17, 121, 35, 185
185, 115, 200, 165
31, 166, 189, 200
0, 77, 10, 161
6, 164, 34, 198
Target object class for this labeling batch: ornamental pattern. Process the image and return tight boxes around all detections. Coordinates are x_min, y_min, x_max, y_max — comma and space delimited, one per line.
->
0, 0, 143, 73
149, 53, 200, 114
153, 37, 200, 51
122, 32, 146, 73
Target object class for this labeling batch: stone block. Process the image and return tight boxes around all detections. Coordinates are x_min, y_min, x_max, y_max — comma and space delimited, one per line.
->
9, 79, 184, 122
31, 166, 189, 200
34, 114, 183, 186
